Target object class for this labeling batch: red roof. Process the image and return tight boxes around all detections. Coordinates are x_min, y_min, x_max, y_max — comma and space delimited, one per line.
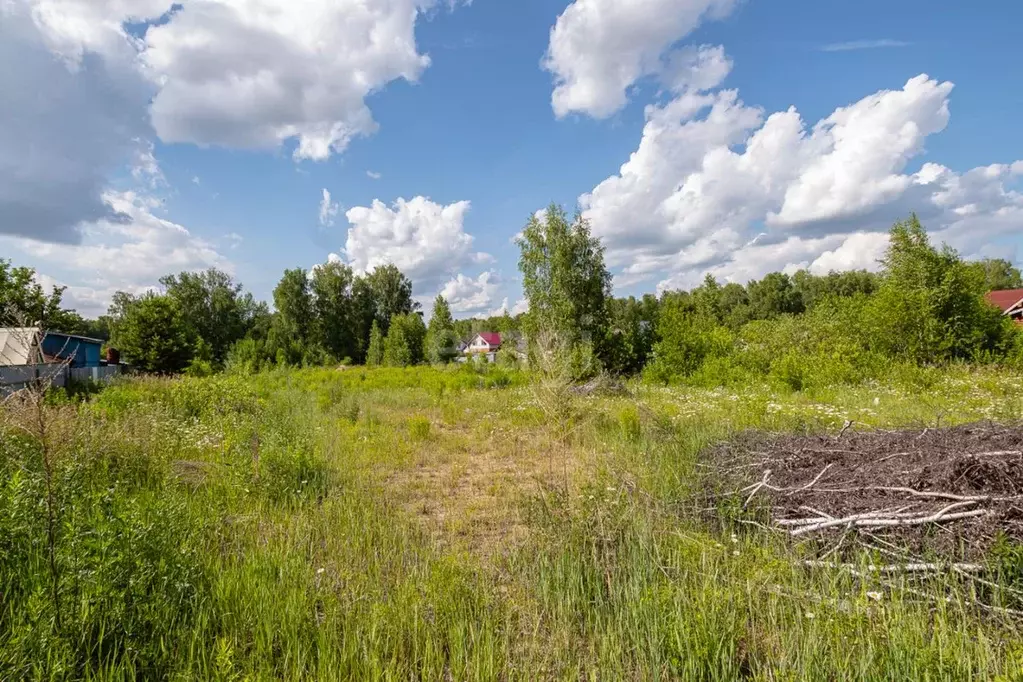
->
478, 332, 502, 346
985, 289, 1023, 313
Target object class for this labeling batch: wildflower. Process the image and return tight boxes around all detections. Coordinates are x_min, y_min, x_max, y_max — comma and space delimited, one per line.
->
866, 591, 882, 602
732, 550, 740, 557
317, 568, 326, 575
805, 612, 815, 620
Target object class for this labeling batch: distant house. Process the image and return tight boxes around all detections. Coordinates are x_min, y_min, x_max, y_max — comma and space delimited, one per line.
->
42, 332, 105, 368
1, 327, 117, 394
985, 289, 1023, 325
465, 332, 502, 354
459, 332, 502, 363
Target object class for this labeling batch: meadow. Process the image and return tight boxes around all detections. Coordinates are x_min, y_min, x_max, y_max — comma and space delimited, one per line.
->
3, 363, 1023, 680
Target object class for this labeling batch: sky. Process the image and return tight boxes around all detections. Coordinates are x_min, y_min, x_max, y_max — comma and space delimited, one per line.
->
2, 0, 1022, 318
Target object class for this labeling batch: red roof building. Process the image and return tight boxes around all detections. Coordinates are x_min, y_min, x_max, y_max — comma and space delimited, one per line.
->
464, 332, 502, 354
985, 289, 1023, 324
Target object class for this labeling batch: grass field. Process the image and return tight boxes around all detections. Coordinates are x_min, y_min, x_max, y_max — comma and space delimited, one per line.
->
3, 364, 1023, 680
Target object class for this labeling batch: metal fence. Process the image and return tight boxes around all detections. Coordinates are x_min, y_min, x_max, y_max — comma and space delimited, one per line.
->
0, 364, 121, 394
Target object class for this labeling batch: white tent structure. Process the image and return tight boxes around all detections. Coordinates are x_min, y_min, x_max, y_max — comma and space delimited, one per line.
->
0, 327, 43, 366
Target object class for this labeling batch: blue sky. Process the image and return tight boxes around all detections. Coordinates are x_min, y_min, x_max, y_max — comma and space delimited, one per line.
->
2, 0, 1022, 317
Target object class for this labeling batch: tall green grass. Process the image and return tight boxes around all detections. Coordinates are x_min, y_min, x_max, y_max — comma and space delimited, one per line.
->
2, 365, 1021, 679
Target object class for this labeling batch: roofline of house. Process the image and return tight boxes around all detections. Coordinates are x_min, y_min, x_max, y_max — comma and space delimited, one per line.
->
46, 331, 105, 345
1001, 296, 1023, 315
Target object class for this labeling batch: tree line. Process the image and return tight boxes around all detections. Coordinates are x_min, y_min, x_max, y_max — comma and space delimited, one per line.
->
515, 208, 1023, 388
2, 208, 1021, 384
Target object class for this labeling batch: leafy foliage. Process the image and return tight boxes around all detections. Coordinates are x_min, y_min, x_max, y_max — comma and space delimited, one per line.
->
310, 260, 360, 363
267, 268, 317, 366
112, 294, 194, 373
517, 204, 612, 362
366, 320, 385, 367
0, 259, 85, 332
969, 258, 1023, 292
365, 264, 419, 335
426, 295, 459, 364
160, 268, 258, 367
383, 313, 426, 367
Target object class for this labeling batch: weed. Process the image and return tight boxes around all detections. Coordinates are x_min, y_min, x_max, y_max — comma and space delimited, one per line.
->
407, 416, 431, 442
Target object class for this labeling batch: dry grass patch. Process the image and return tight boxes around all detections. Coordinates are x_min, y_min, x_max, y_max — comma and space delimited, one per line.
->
385, 413, 596, 560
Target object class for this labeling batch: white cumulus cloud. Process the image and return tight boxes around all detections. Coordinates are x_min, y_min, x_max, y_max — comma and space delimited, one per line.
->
481, 296, 529, 319
440, 271, 499, 315
2, 190, 233, 316
342, 196, 489, 287
545, 0, 738, 118
0, 2, 156, 242
582, 67, 1023, 291
2, 0, 465, 247
20, 0, 465, 162
142, 0, 443, 160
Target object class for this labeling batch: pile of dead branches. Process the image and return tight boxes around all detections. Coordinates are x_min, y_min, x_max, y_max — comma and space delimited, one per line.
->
711, 423, 1023, 558
705, 423, 1023, 615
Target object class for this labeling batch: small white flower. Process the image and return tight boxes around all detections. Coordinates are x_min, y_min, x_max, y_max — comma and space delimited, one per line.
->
317, 568, 326, 575
866, 591, 882, 602
732, 550, 740, 557
805, 612, 815, 620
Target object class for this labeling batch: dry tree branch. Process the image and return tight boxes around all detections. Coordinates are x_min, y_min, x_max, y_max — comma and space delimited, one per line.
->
788, 501, 989, 536
803, 560, 984, 574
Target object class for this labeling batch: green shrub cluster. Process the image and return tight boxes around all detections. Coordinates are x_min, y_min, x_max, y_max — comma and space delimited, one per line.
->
645, 217, 1023, 390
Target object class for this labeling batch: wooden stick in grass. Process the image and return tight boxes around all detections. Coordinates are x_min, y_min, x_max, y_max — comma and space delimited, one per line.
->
789, 502, 989, 536
803, 560, 984, 573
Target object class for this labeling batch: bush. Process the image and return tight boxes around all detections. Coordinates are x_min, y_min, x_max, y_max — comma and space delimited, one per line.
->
645, 298, 733, 384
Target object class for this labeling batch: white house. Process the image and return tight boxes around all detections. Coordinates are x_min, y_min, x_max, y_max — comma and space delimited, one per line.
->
464, 332, 502, 355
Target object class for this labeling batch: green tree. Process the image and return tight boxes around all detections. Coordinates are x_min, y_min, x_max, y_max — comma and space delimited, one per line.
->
0, 259, 85, 332
602, 296, 656, 375
267, 268, 316, 365
365, 264, 418, 334
310, 260, 358, 362
160, 268, 255, 366
864, 215, 1011, 363
517, 204, 612, 362
112, 294, 194, 373
351, 276, 379, 363
384, 313, 426, 367
425, 295, 459, 364
969, 258, 1023, 291
746, 272, 804, 320
792, 269, 879, 310
366, 320, 385, 366
646, 292, 733, 383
